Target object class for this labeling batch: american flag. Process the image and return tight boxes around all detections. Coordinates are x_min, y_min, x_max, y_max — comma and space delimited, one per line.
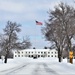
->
35, 21, 43, 25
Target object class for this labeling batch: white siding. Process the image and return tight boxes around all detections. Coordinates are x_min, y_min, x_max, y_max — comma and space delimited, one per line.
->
13, 49, 58, 58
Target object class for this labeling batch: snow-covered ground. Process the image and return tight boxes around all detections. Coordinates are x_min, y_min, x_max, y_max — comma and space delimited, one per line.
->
0, 57, 75, 75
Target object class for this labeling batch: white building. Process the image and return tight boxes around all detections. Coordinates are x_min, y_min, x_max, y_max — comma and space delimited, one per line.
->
13, 49, 58, 58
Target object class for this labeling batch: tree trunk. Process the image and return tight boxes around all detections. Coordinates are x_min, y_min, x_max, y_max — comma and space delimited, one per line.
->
58, 48, 62, 62
4, 51, 9, 63
59, 56, 62, 62
4, 53, 8, 63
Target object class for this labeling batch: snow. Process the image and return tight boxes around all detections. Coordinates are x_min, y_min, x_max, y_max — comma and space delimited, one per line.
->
0, 57, 75, 75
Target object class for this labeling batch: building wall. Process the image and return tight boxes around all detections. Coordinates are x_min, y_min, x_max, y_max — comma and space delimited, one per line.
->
13, 49, 58, 58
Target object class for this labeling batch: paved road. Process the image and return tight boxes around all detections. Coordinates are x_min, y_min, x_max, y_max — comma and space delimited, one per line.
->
0, 62, 59, 75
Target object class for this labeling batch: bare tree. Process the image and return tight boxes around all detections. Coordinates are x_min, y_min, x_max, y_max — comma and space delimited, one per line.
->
0, 21, 32, 63
3, 21, 21, 63
42, 2, 75, 62
14, 37, 32, 50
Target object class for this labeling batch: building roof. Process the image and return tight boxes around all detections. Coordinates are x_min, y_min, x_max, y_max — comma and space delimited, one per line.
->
13, 49, 57, 52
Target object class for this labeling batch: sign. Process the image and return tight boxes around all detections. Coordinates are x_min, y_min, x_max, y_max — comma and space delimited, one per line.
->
69, 51, 73, 58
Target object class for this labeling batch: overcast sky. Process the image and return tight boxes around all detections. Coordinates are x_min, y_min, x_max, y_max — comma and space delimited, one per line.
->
0, 0, 74, 49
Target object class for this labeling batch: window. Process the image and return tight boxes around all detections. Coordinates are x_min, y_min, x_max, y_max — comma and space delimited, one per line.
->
41, 55, 43, 57
38, 52, 40, 53
51, 52, 53, 54
55, 52, 57, 54
38, 55, 40, 57
18, 55, 20, 57
29, 52, 30, 53
29, 55, 30, 57
48, 52, 50, 54
31, 55, 33, 57
41, 52, 43, 54
51, 55, 53, 57
44, 52, 46, 54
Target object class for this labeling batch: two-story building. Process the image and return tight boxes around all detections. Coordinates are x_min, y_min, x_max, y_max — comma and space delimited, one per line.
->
13, 49, 58, 58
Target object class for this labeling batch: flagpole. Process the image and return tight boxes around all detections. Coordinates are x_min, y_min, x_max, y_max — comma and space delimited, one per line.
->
34, 20, 36, 49
35, 20, 43, 49
35, 20, 37, 49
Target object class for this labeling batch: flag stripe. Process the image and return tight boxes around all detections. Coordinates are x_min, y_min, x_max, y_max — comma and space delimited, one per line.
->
36, 21, 43, 25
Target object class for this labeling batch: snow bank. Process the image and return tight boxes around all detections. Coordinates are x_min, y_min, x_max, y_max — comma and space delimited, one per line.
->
0, 57, 75, 74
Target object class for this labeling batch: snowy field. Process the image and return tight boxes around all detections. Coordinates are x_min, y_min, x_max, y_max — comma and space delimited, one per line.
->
0, 57, 75, 75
